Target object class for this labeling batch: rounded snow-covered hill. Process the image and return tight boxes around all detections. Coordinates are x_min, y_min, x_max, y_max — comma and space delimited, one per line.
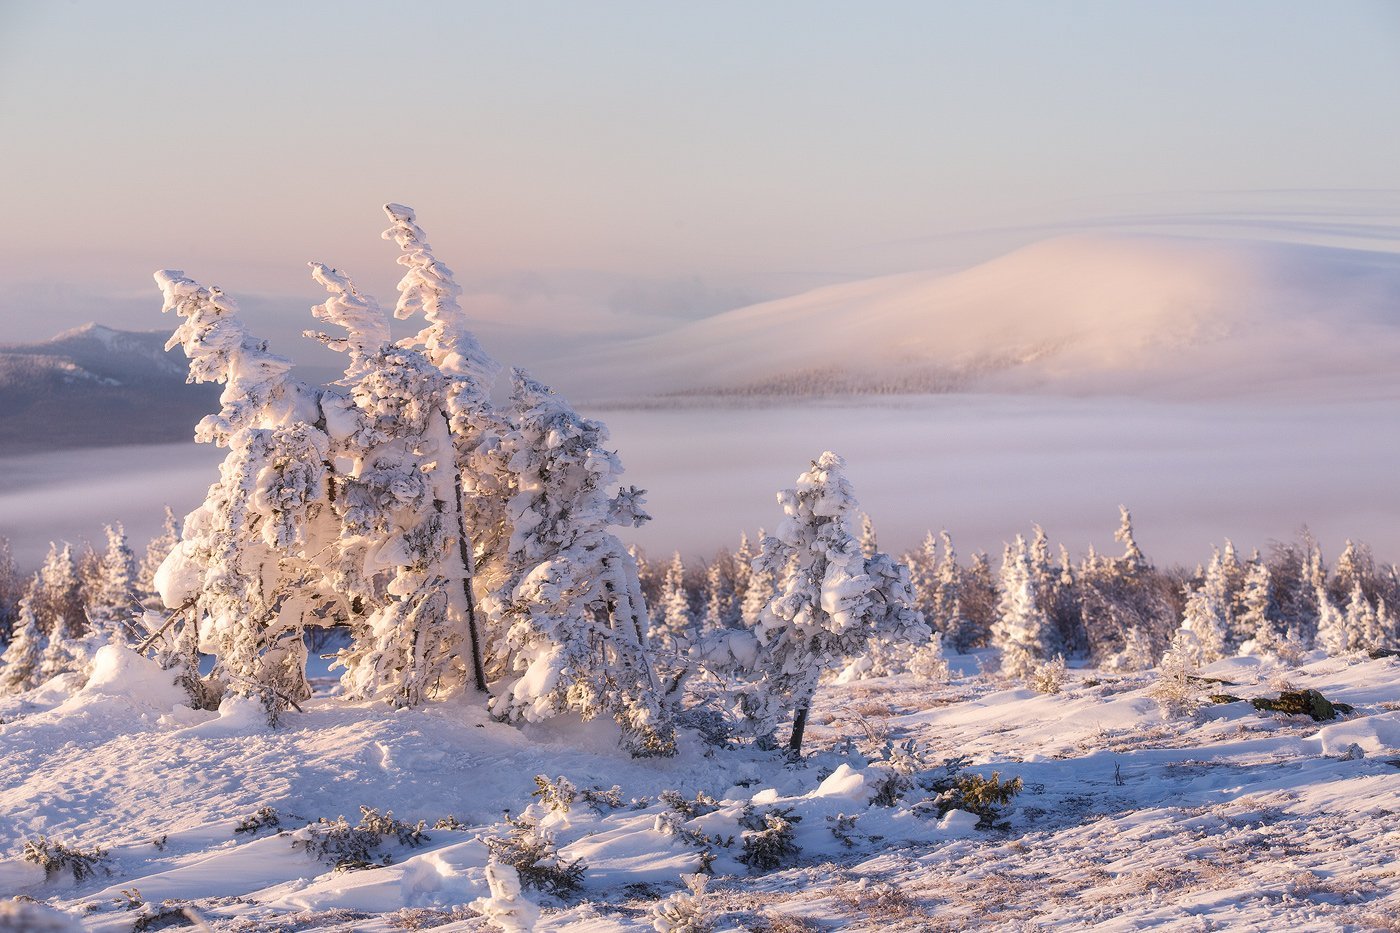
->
566, 235, 1400, 401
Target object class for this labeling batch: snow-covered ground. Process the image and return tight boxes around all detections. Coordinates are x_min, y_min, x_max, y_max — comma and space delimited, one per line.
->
4, 647, 1398, 930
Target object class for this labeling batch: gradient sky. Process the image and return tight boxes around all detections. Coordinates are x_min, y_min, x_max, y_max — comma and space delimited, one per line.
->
2, 0, 1399, 343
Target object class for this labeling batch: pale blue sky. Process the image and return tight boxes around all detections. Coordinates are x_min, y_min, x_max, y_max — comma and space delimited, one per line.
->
2, 0, 1398, 342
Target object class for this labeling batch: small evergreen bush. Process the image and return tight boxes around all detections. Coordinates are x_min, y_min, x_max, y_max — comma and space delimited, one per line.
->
483, 817, 586, 898
21, 837, 109, 882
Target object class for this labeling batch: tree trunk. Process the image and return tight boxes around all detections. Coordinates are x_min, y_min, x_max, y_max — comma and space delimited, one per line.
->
453, 470, 488, 694
788, 705, 810, 755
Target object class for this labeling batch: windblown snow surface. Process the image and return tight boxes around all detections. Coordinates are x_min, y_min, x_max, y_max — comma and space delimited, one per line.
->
3, 647, 1400, 930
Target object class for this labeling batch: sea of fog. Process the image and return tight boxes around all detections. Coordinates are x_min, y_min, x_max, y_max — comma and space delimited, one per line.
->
1, 394, 1397, 571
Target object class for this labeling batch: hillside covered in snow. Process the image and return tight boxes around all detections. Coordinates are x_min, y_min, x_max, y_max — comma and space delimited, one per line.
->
565, 235, 1400, 402
0, 324, 219, 453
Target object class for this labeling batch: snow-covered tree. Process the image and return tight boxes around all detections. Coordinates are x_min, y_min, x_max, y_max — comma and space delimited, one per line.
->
380, 207, 506, 693
481, 370, 674, 756
1238, 561, 1281, 653
858, 512, 879, 561
699, 554, 739, 634
1179, 551, 1230, 663
651, 553, 693, 650
748, 452, 928, 752
0, 536, 19, 642
739, 529, 777, 628
0, 596, 43, 692
86, 524, 140, 643
31, 543, 84, 640
153, 269, 332, 718
1344, 581, 1382, 651
731, 532, 755, 613
1115, 505, 1147, 574
1314, 583, 1349, 656
992, 536, 1055, 678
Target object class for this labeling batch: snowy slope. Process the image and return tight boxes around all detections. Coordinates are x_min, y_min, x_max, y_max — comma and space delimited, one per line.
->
0, 325, 220, 453
563, 235, 1400, 401
3, 647, 1399, 930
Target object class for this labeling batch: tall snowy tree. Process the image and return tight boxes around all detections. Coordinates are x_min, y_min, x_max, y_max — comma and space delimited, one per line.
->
748, 452, 927, 753
381, 205, 505, 691
481, 370, 674, 756
0, 537, 19, 642
699, 553, 739, 634
1179, 550, 1230, 663
651, 552, 694, 650
993, 536, 1055, 678
31, 543, 84, 640
0, 595, 43, 692
153, 269, 333, 718
86, 524, 140, 643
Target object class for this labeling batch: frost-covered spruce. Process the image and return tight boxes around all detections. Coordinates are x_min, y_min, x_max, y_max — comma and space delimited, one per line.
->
1, 596, 44, 692
1179, 550, 1230, 663
992, 536, 1055, 679
739, 529, 777, 628
1314, 582, 1349, 656
154, 270, 332, 718
31, 543, 84, 640
482, 370, 674, 756
651, 553, 693, 650
305, 262, 484, 705
85, 524, 140, 644
700, 555, 739, 634
381, 206, 505, 691
1238, 561, 1282, 654
750, 452, 928, 752
0, 536, 20, 638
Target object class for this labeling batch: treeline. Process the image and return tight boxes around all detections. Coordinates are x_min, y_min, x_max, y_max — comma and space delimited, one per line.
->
632, 507, 1400, 672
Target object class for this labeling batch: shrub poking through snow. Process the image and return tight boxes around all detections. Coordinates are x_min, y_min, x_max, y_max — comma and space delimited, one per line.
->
650, 874, 714, 933
484, 817, 586, 898
471, 862, 540, 933
930, 771, 1023, 828
233, 806, 281, 835
738, 807, 802, 871
1030, 654, 1068, 694
659, 789, 721, 820
531, 774, 577, 814
434, 815, 469, 831
21, 837, 110, 882
828, 813, 861, 848
580, 785, 625, 811
1151, 635, 1199, 716
289, 807, 428, 871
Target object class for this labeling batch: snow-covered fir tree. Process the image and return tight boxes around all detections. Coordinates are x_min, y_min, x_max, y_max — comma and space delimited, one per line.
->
153, 268, 331, 718
699, 554, 739, 634
748, 452, 927, 752
651, 552, 693, 650
481, 370, 674, 756
86, 523, 140, 644
0, 537, 19, 641
0, 595, 44, 692
992, 536, 1055, 678
1314, 582, 1349, 656
731, 532, 755, 614
739, 529, 778, 628
378, 207, 505, 692
1238, 561, 1281, 653
957, 551, 998, 651
30, 543, 85, 641
1343, 581, 1383, 652
858, 512, 879, 561
1179, 550, 1230, 663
